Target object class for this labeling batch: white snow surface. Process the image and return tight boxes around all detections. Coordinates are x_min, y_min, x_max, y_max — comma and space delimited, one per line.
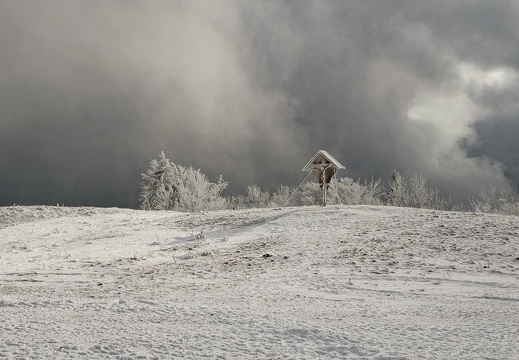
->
1, 205, 518, 359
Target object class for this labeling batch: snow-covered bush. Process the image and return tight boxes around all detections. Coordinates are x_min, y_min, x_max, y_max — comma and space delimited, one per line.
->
246, 185, 271, 208
270, 177, 384, 207
361, 177, 385, 205
140, 152, 228, 212
228, 185, 271, 209
332, 177, 384, 205
227, 195, 245, 210
271, 184, 294, 207
330, 177, 363, 205
293, 182, 323, 206
173, 168, 228, 212
469, 183, 519, 215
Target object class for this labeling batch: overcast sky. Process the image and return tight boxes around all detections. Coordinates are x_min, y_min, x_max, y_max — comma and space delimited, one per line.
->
1, 1, 518, 208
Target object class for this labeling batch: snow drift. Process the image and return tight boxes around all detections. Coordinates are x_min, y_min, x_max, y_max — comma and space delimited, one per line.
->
1, 205, 518, 359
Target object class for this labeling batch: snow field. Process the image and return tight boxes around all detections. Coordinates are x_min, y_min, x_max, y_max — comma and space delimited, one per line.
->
0, 205, 518, 359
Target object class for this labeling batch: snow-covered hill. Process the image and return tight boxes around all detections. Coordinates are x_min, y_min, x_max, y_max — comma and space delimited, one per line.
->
1, 205, 518, 359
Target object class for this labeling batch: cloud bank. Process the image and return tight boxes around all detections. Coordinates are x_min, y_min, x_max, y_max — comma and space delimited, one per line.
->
1, 1, 518, 207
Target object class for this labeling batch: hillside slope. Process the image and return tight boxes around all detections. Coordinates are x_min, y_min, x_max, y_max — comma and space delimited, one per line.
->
1, 205, 518, 359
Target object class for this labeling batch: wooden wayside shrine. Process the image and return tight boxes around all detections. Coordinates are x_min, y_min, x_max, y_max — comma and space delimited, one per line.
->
302, 150, 345, 206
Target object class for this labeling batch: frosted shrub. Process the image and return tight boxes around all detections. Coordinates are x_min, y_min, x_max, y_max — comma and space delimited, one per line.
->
332, 177, 364, 204
271, 184, 293, 207
470, 183, 519, 215
500, 202, 519, 216
247, 185, 271, 208
361, 178, 385, 205
409, 174, 428, 208
324, 177, 384, 205
409, 174, 451, 210
271, 178, 384, 207
293, 182, 322, 206
174, 168, 228, 212
228, 185, 271, 209
227, 195, 245, 210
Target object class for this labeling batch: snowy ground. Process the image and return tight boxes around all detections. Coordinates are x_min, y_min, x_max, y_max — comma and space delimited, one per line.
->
0, 205, 518, 359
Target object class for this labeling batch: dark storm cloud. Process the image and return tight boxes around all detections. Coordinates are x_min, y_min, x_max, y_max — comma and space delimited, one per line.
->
0, 1, 518, 207
239, 1, 519, 198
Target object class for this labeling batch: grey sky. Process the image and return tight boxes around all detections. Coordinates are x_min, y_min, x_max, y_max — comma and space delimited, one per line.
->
1, 1, 518, 207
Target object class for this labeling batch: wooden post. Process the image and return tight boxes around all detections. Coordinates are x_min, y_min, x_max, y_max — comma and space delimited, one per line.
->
322, 167, 327, 206
323, 183, 327, 206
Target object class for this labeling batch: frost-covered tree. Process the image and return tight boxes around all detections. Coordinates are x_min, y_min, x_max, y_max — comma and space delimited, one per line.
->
386, 171, 409, 207
140, 152, 228, 212
139, 152, 178, 210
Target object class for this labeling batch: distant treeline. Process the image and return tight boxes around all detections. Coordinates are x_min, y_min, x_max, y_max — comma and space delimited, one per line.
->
140, 152, 519, 215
